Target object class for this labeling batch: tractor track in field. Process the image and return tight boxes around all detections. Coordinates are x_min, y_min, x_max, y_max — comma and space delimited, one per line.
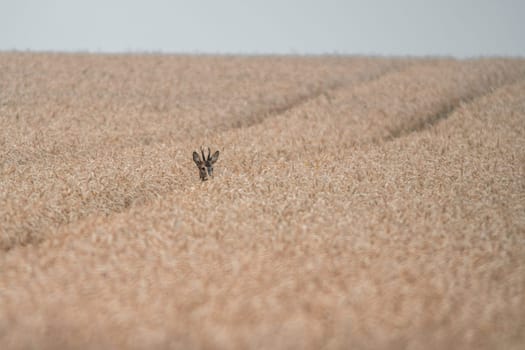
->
384, 74, 525, 142
221, 61, 418, 131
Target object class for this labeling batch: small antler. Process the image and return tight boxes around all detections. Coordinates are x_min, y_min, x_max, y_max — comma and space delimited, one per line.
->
201, 147, 206, 163
207, 147, 211, 161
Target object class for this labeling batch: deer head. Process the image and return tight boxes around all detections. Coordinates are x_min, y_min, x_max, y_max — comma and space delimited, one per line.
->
192, 147, 220, 181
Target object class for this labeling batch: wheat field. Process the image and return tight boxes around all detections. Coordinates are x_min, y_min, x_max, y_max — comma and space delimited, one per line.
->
1, 52, 524, 349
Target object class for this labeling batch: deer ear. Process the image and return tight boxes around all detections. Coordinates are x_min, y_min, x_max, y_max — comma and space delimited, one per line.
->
210, 150, 220, 164
192, 151, 202, 165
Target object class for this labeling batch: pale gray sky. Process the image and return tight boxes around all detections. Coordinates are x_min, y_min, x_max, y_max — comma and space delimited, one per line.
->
1, 0, 524, 57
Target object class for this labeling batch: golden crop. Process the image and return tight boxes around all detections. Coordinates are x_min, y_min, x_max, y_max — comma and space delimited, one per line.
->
1, 52, 524, 349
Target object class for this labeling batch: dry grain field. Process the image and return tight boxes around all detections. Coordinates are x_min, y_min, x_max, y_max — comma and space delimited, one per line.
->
1, 52, 525, 349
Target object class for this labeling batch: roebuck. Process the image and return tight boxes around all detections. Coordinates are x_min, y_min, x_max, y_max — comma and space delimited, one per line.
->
192, 147, 220, 181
